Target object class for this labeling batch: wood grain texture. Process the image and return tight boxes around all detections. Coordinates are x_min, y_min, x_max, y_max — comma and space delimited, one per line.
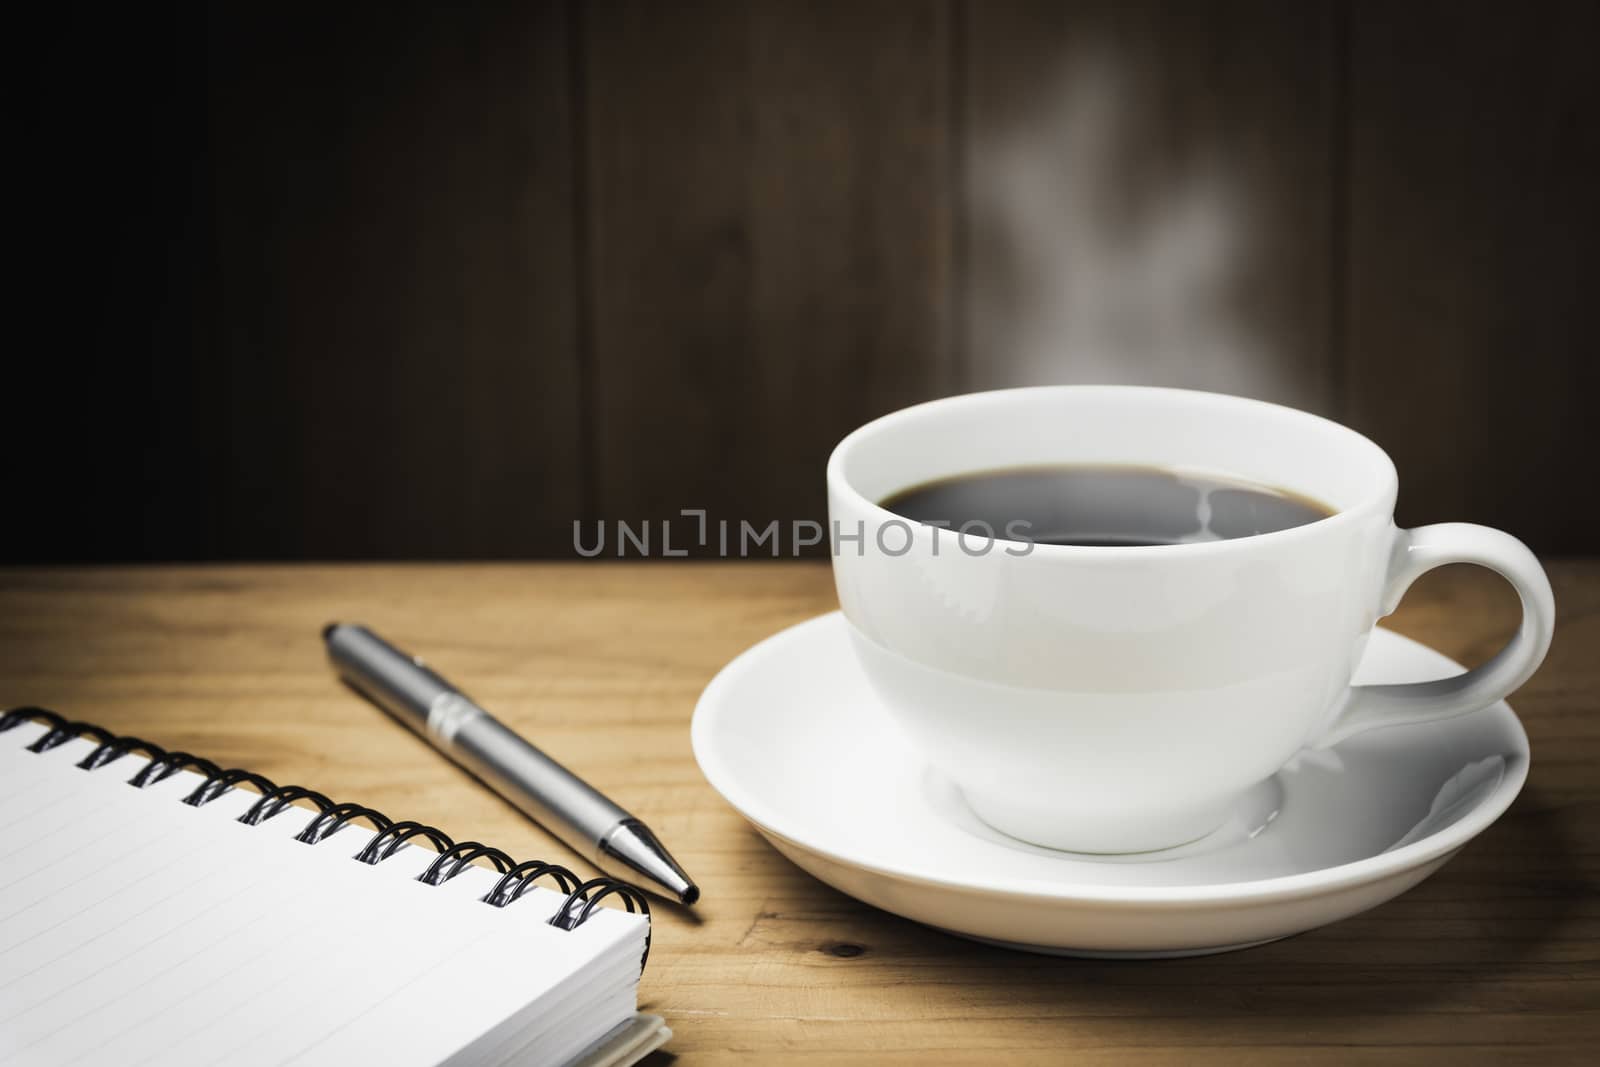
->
0, 561, 1594, 1064
1343, 0, 1600, 551
963, 0, 1338, 414
583, 0, 956, 545
203, 2, 583, 558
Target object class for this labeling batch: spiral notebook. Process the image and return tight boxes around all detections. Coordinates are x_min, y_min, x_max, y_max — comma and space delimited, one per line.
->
0, 710, 668, 1067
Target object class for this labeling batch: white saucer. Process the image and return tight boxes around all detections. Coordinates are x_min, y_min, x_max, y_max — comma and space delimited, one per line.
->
691, 612, 1529, 957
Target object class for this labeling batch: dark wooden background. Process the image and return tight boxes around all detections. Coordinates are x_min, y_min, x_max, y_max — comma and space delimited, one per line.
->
11, 0, 1596, 561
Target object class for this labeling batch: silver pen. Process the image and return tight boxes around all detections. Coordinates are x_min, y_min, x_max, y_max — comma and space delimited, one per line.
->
323, 622, 699, 905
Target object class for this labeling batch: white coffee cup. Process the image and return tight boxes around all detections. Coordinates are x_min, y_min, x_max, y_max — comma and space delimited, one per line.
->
827, 386, 1555, 853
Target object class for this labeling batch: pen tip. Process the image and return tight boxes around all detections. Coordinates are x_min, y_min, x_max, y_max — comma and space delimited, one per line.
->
600, 820, 699, 907
322, 622, 341, 642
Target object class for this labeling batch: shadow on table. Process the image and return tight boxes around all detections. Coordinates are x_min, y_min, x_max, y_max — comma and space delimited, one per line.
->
725, 784, 1587, 1053
899, 786, 1586, 1028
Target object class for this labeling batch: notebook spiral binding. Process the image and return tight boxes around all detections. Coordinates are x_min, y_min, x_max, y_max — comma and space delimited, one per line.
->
0, 706, 651, 967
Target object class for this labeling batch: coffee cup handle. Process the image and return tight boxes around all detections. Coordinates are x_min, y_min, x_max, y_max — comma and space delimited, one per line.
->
1314, 523, 1556, 749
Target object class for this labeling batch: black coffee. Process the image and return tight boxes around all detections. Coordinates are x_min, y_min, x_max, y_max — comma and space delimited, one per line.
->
880, 464, 1334, 547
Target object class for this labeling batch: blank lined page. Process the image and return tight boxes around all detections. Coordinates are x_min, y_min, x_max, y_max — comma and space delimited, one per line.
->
0, 721, 649, 1067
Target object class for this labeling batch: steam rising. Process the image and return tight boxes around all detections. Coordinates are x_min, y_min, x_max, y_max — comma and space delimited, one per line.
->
970, 54, 1301, 404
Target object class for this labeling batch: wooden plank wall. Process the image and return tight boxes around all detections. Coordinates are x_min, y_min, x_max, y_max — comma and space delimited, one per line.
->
583, 0, 956, 538
1342, 0, 1599, 544
11, 0, 1596, 561
197, 4, 587, 559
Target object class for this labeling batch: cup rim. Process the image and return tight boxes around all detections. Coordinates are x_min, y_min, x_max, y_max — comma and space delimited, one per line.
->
826, 385, 1400, 557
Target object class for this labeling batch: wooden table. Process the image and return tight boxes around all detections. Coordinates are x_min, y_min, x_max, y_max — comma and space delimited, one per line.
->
1, 562, 1594, 1064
